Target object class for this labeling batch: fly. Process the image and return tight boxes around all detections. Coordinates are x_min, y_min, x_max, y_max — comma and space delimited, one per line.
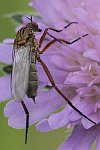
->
12, 15, 96, 144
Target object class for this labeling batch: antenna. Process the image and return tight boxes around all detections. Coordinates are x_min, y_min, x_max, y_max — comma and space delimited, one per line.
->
25, 15, 33, 22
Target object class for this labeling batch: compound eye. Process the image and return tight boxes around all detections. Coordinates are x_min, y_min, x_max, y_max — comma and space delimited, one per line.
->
31, 22, 38, 31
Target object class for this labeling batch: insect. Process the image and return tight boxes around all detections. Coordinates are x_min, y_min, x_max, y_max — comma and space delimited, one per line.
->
12, 15, 96, 144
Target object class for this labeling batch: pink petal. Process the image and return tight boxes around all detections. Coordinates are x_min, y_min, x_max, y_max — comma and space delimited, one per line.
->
0, 43, 12, 64
36, 119, 52, 132
82, 112, 100, 129
96, 130, 100, 150
4, 88, 65, 129
0, 75, 12, 102
58, 124, 100, 150
29, 0, 67, 26
3, 38, 14, 44
65, 71, 91, 85
48, 106, 71, 129
84, 49, 100, 62
72, 8, 91, 25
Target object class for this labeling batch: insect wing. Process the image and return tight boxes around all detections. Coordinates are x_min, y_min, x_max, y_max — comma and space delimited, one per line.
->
12, 45, 30, 101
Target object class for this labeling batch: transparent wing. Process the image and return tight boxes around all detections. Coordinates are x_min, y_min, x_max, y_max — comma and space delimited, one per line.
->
12, 45, 30, 101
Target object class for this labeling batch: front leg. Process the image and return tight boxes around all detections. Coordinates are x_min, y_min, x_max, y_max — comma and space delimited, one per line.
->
39, 22, 78, 48
39, 34, 88, 54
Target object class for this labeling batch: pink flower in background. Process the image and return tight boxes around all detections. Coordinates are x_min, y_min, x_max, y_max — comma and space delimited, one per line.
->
2, 0, 100, 149
0, 42, 12, 102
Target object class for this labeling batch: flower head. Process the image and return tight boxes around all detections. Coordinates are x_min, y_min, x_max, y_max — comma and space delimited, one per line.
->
2, 0, 100, 149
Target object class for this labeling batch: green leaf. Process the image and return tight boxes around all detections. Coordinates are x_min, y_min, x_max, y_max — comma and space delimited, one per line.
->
4, 11, 39, 24
41, 85, 53, 92
4, 12, 26, 24
11, 14, 24, 23
3, 65, 12, 74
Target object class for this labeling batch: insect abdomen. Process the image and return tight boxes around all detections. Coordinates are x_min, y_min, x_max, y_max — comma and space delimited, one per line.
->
27, 53, 38, 101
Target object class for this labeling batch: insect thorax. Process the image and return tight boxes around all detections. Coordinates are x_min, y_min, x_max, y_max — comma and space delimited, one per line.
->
15, 26, 37, 46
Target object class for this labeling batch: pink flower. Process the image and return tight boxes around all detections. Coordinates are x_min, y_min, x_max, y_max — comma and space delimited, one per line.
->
3, 0, 100, 149
0, 42, 12, 102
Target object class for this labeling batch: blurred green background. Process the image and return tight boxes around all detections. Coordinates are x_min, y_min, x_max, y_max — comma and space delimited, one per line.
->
0, 0, 67, 150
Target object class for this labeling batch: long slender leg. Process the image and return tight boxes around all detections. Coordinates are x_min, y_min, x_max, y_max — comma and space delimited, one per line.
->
39, 34, 88, 54
39, 22, 78, 48
21, 100, 29, 144
37, 57, 96, 125
47, 22, 78, 40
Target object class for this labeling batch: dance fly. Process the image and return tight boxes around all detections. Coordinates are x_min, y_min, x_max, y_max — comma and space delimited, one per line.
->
11, 15, 96, 144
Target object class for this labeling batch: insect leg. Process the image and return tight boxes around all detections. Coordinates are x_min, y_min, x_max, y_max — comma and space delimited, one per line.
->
37, 57, 96, 125
47, 22, 78, 39
39, 22, 79, 47
21, 100, 29, 144
39, 34, 88, 54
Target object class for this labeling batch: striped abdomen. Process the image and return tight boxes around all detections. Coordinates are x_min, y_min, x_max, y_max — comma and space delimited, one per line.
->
27, 49, 38, 102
